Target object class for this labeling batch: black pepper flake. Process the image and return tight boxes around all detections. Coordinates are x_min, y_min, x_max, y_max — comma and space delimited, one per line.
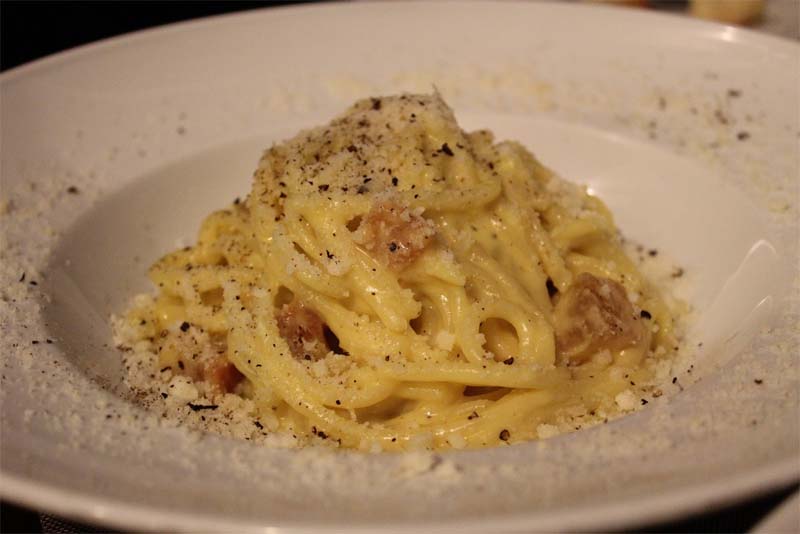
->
318, 184, 329, 192
326, 250, 335, 259
335, 399, 341, 405
640, 399, 649, 405
31, 340, 39, 345
440, 143, 454, 156
388, 242, 398, 252
727, 89, 741, 98
754, 379, 763, 385
18, 273, 25, 282
499, 429, 510, 441
672, 377, 678, 384
737, 131, 750, 141
160, 366, 171, 372
66, 186, 80, 194
371, 98, 382, 110
46, 339, 53, 344
468, 411, 479, 420
161, 392, 168, 399
503, 357, 515, 365
347, 145, 357, 153
29, 280, 38, 286
357, 185, 369, 194
391, 177, 399, 186
648, 249, 658, 257
546, 278, 558, 298
233, 197, 241, 205
187, 403, 218, 411
180, 321, 190, 332
384, 355, 390, 361
640, 310, 652, 320
254, 421, 264, 430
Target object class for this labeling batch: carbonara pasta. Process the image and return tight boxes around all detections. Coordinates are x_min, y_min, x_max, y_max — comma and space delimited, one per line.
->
118, 93, 680, 451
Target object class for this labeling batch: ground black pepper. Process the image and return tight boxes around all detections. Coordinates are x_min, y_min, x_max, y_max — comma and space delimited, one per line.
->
188, 403, 218, 411
546, 278, 558, 297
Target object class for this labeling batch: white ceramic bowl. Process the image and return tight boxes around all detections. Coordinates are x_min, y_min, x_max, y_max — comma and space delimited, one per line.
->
1, 2, 798, 531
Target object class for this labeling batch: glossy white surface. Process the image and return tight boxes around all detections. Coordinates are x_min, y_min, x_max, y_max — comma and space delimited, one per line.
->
1, 2, 798, 532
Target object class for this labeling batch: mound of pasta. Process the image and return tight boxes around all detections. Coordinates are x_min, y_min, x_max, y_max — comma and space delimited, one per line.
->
118, 93, 680, 451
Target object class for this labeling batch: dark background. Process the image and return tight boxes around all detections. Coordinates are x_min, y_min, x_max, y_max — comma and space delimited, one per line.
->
0, 1, 320, 72
0, 1, 796, 532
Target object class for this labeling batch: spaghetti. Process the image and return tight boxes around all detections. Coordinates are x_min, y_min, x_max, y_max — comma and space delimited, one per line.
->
119, 93, 679, 451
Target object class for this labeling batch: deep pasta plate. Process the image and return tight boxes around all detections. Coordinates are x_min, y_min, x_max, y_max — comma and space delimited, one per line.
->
0, 2, 797, 532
